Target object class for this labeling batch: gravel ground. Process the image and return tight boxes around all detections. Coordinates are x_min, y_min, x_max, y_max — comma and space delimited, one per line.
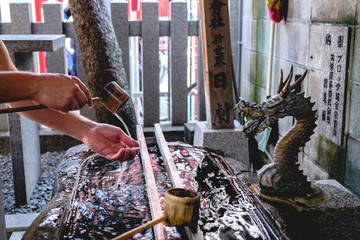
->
1, 151, 65, 214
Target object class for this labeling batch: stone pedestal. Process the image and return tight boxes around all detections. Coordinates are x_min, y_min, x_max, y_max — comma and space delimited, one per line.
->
254, 179, 360, 240
0, 34, 65, 205
0, 105, 9, 131
0, 178, 6, 240
193, 120, 250, 170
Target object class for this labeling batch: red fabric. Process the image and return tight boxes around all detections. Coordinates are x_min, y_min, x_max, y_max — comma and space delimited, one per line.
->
267, 8, 283, 23
266, 0, 288, 23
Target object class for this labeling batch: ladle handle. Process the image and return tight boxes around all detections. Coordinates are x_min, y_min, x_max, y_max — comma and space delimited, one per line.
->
112, 214, 168, 240
0, 104, 48, 114
0, 97, 101, 114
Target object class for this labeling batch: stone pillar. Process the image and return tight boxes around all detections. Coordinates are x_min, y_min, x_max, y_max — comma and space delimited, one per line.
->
193, 120, 250, 169
9, 0, 41, 206
0, 177, 6, 240
197, 17, 206, 122
229, 0, 239, 86
0, 4, 8, 133
111, 0, 130, 86
43, 1, 67, 74
142, 1, 160, 127
0, 3, 7, 237
170, 1, 188, 126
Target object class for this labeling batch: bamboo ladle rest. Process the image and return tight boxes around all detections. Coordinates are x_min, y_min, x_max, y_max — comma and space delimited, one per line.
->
0, 81, 130, 114
112, 188, 200, 240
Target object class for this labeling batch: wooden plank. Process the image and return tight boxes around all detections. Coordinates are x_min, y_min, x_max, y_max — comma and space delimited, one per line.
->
136, 125, 166, 240
154, 123, 184, 188
199, 0, 234, 129
154, 123, 204, 240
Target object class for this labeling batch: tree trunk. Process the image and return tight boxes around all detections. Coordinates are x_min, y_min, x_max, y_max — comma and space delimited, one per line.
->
69, 0, 137, 138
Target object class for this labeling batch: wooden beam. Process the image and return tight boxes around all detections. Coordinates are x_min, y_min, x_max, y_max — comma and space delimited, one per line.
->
136, 125, 166, 240
154, 123, 204, 240
199, 0, 234, 129
154, 123, 184, 188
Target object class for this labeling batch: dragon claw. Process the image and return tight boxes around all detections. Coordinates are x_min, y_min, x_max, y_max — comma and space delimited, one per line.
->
252, 163, 331, 211
258, 163, 311, 198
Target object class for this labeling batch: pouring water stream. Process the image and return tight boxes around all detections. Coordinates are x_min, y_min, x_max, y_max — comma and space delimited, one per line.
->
113, 112, 134, 189
99, 81, 135, 190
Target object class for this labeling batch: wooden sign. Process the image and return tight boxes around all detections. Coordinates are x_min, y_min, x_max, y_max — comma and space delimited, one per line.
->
199, 0, 234, 129
318, 25, 349, 146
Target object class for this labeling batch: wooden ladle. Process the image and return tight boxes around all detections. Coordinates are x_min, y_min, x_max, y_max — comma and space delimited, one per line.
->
0, 81, 130, 114
112, 188, 200, 240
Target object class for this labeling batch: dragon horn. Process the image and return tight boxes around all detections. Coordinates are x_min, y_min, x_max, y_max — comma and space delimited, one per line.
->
287, 69, 308, 92
280, 68, 308, 97
276, 69, 284, 93
280, 66, 294, 97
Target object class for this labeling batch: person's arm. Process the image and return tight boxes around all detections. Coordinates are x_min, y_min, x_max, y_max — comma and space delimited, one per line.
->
15, 108, 139, 162
0, 39, 16, 71
0, 40, 92, 112
0, 39, 139, 162
0, 71, 93, 112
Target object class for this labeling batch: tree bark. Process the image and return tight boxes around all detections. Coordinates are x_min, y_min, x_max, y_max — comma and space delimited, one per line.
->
69, 0, 137, 138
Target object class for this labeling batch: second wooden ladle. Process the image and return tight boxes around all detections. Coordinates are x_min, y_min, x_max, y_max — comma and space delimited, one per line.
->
112, 188, 200, 240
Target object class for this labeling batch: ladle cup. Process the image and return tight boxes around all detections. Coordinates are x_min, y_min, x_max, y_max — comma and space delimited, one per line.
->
112, 188, 200, 240
0, 81, 129, 114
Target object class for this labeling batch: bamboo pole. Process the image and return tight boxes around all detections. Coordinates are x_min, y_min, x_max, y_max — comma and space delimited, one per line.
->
112, 215, 167, 240
266, 22, 275, 98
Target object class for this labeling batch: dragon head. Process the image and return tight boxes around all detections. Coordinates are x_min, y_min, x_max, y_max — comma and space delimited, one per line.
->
235, 67, 308, 137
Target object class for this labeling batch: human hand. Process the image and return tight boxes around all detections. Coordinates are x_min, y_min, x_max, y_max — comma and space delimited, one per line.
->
32, 73, 93, 113
81, 123, 140, 162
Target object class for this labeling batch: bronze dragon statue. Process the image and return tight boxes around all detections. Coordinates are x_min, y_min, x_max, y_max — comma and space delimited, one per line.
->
235, 67, 329, 210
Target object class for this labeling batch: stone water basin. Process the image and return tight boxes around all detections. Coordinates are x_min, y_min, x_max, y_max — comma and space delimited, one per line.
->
22, 143, 281, 239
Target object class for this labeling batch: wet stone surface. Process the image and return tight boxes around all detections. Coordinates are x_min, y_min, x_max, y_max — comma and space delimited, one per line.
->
61, 154, 153, 239
168, 144, 280, 240
22, 143, 281, 239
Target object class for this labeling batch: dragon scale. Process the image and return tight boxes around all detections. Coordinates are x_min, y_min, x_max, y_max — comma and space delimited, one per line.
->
272, 92, 317, 193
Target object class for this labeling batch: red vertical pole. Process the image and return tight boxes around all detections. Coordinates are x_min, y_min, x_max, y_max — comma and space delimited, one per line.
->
159, 0, 168, 18
129, 0, 142, 21
34, 0, 42, 22
34, 0, 46, 73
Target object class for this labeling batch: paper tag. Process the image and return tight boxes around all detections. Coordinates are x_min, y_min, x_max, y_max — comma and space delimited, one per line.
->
256, 127, 272, 152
